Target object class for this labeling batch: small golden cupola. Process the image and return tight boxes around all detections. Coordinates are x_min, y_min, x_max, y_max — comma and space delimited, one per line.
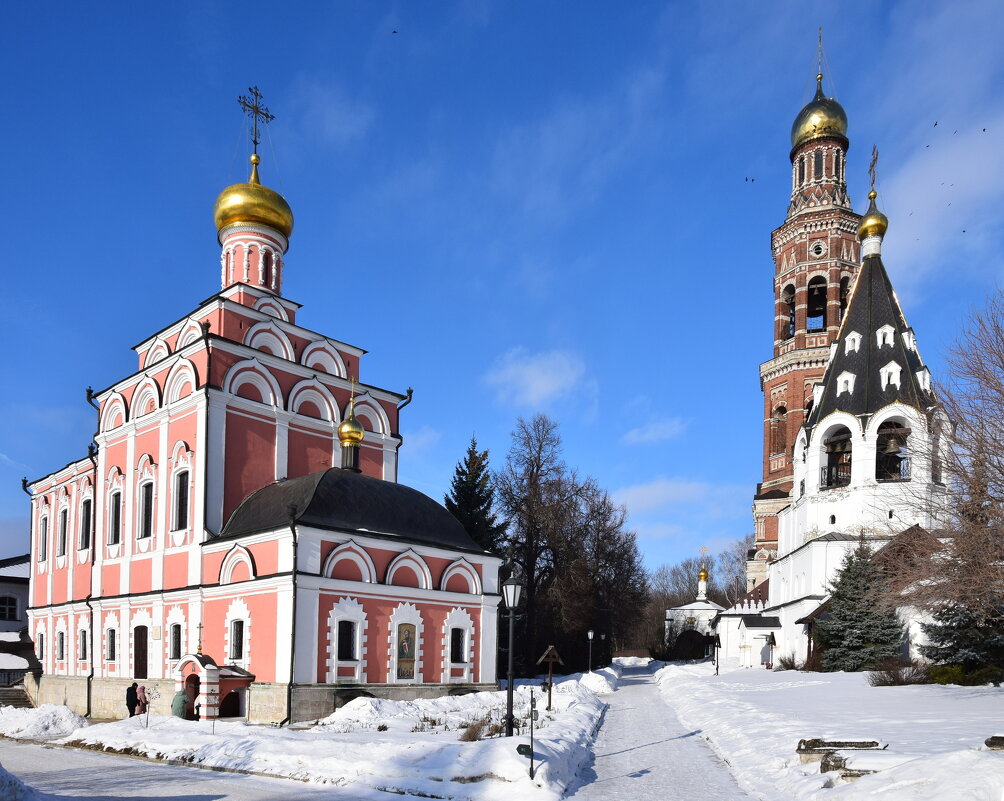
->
213, 152, 294, 244
338, 383, 366, 472
698, 566, 709, 582
790, 73, 849, 151
857, 189, 889, 242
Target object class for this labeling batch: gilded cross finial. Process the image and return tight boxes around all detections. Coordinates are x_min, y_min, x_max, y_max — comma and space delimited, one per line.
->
868, 145, 879, 193
238, 86, 275, 155
348, 376, 358, 416
196, 622, 203, 655
817, 26, 824, 81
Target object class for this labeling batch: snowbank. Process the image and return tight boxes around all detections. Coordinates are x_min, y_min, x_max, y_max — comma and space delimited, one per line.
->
0, 762, 37, 801
61, 680, 606, 800
578, 667, 620, 695
612, 655, 651, 668
0, 633, 21, 643
0, 705, 87, 740
654, 662, 1004, 800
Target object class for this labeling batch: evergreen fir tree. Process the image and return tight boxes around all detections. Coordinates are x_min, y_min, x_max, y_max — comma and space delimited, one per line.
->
816, 540, 904, 671
919, 603, 1004, 671
444, 436, 506, 554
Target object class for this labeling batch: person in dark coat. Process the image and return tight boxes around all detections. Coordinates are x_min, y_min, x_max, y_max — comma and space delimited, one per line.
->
126, 682, 139, 717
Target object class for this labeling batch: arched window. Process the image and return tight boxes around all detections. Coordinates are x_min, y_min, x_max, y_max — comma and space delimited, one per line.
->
781, 285, 796, 339
839, 276, 851, 321
814, 150, 823, 179
173, 470, 190, 531
138, 482, 154, 539
56, 631, 65, 661
170, 623, 182, 660
822, 426, 852, 489
38, 515, 48, 561
263, 251, 272, 288
79, 629, 87, 661
799, 156, 806, 185
230, 620, 245, 660
876, 421, 911, 481
106, 629, 116, 661
108, 491, 122, 545
79, 499, 92, 550
57, 509, 67, 557
806, 276, 827, 332
770, 407, 788, 456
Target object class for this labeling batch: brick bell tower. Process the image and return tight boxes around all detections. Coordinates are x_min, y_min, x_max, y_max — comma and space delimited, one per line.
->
748, 71, 862, 588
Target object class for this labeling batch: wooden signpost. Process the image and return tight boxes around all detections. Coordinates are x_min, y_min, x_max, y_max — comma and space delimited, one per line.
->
536, 645, 564, 711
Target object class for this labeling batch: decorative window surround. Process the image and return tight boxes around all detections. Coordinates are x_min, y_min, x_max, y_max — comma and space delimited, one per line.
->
440, 559, 482, 595
876, 324, 895, 347
916, 367, 932, 392
837, 371, 856, 395
442, 607, 475, 683
325, 597, 368, 683
224, 598, 251, 669
880, 361, 902, 391
844, 331, 862, 354
387, 603, 424, 684
219, 544, 257, 584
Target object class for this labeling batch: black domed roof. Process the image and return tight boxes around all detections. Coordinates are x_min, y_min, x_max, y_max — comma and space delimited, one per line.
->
220, 468, 486, 553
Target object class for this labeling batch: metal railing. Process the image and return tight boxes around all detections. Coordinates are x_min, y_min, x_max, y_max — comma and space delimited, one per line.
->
820, 464, 851, 489
877, 457, 911, 482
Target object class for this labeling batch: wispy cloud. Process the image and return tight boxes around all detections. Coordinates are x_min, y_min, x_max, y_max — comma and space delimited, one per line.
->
621, 417, 687, 444
614, 478, 713, 514
0, 453, 32, 473
483, 348, 587, 407
489, 66, 666, 223
403, 425, 442, 458
289, 79, 375, 148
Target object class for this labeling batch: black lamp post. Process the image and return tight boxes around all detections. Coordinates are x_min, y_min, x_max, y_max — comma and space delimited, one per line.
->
713, 634, 721, 676
587, 629, 594, 672
502, 574, 523, 737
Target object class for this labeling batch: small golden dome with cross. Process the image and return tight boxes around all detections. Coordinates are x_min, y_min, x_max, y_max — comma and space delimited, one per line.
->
214, 153, 294, 242
857, 189, 889, 241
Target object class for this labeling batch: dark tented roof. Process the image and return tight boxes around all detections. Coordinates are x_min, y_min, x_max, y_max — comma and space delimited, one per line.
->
808, 253, 934, 427
220, 468, 485, 553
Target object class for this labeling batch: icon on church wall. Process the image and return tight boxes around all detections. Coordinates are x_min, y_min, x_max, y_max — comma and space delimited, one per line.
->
397, 624, 416, 679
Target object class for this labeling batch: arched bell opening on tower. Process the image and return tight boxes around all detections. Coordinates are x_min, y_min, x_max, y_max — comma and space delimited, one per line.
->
876, 421, 911, 482
821, 427, 852, 489
806, 276, 827, 332
781, 285, 796, 340
839, 276, 851, 322
770, 406, 788, 456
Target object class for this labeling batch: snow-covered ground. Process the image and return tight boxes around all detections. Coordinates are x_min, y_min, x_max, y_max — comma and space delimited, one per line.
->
655, 661, 1004, 801
0, 704, 86, 739
7, 676, 601, 801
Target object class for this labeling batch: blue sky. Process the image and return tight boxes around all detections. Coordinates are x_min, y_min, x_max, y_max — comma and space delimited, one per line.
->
2, 1, 1004, 570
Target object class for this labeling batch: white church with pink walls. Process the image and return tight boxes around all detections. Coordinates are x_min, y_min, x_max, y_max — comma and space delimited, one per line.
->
24, 95, 502, 723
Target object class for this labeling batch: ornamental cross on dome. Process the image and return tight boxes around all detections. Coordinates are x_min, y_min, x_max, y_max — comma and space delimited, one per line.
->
238, 86, 275, 154
869, 146, 879, 192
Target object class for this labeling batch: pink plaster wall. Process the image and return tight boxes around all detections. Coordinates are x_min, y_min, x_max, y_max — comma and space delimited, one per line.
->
223, 410, 276, 522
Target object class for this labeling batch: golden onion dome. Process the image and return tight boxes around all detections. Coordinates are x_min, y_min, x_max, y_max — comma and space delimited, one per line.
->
791, 74, 848, 151
698, 567, 708, 582
213, 154, 294, 242
857, 190, 889, 240
338, 412, 366, 446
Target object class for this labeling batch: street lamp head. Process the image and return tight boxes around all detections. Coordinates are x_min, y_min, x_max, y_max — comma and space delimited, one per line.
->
587, 629, 594, 640
502, 575, 522, 609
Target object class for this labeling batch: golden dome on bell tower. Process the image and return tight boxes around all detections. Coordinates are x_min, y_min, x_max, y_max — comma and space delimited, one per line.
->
790, 73, 849, 151
213, 153, 294, 243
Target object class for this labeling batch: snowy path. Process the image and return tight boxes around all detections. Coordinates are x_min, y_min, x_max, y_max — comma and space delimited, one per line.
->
0, 739, 428, 800
565, 665, 753, 800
